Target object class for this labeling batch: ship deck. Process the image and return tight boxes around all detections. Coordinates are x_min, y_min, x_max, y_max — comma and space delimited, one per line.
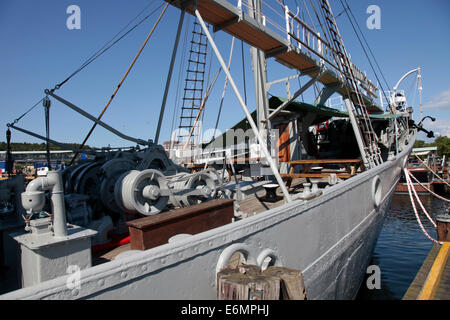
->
93, 177, 327, 264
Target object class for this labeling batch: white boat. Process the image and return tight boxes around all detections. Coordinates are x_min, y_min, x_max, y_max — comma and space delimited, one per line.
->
0, 0, 428, 300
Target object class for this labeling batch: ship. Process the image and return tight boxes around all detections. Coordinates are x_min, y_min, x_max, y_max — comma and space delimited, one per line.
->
0, 0, 431, 299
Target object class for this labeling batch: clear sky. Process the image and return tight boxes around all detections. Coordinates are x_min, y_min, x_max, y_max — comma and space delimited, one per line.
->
0, 0, 449, 148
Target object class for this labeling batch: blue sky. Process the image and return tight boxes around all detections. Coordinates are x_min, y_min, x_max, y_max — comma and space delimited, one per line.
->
0, 0, 449, 148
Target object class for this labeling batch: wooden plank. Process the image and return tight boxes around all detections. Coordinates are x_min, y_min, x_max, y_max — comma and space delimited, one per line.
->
263, 266, 307, 300
127, 198, 234, 250
217, 265, 307, 300
287, 159, 362, 165
418, 242, 450, 300
403, 244, 441, 300
218, 265, 280, 300
281, 172, 353, 179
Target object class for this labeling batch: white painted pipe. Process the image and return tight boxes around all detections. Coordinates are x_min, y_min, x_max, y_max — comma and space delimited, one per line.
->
24, 171, 67, 237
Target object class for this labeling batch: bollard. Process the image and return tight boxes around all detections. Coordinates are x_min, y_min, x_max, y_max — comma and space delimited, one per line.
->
436, 214, 450, 242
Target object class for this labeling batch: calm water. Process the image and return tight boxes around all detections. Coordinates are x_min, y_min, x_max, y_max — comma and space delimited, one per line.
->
357, 193, 449, 300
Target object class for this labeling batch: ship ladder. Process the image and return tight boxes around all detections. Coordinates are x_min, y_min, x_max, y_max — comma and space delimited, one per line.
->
318, 0, 383, 167
176, 19, 209, 163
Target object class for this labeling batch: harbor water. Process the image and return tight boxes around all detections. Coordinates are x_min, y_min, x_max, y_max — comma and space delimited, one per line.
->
357, 193, 449, 300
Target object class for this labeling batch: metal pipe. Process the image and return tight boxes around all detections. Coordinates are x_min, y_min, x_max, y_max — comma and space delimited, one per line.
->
155, 10, 185, 144
393, 67, 421, 93
25, 171, 67, 237
45, 90, 150, 146
194, 9, 292, 202
9, 124, 97, 155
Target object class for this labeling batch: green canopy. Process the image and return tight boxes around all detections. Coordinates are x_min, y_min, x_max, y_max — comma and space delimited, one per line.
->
204, 96, 398, 149
268, 96, 399, 123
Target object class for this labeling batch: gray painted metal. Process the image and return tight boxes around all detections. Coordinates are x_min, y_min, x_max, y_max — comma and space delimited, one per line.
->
0, 141, 413, 300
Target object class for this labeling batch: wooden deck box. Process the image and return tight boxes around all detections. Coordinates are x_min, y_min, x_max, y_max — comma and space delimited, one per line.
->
127, 198, 235, 250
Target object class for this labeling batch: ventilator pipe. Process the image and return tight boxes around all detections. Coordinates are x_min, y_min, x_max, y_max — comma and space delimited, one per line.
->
23, 171, 67, 237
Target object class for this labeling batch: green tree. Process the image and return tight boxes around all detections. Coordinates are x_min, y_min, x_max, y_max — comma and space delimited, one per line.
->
413, 140, 426, 148
433, 136, 450, 158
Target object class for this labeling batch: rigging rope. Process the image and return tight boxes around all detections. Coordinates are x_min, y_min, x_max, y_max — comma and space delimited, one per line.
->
338, 0, 390, 106
52, 2, 165, 92
343, 0, 391, 94
213, 37, 236, 140
7, 97, 44, 128
183, 67, 222, 149
169, 15, 191, 154
404, 168, 442, 244
43, 96, 52, 170
7, 2, 165, 131
69, 3, 169, 165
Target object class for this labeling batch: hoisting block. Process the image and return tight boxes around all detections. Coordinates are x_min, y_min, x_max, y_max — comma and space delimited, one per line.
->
217, 265, 307, 300
436, 214, 450, 242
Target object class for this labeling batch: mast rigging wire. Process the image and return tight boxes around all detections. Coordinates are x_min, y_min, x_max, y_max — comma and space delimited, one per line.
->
340, 0, 391, 103
7, 1, 165, 129
69, 3, 170, 165
52, 2, 165, 92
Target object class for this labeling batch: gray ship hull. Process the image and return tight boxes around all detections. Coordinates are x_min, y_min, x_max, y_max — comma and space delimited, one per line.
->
0, 144, 410, 300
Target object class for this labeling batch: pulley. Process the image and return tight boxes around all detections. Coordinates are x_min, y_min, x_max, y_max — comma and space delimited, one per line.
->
114, 169, 169, 216
99, 158, 137, 216
170, 171, 217, 207
137, 145, 177, 174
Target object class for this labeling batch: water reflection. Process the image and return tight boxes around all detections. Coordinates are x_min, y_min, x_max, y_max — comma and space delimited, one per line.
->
357, 194, 448, 300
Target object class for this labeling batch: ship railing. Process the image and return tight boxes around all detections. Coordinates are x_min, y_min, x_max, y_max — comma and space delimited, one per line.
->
282, 7, 377, 99
325, 95, 346, 111
236, 0, 378, 100
380, 90, 408, 110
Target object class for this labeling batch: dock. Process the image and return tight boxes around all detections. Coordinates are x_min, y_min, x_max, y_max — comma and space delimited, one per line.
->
403, 242, 450, 300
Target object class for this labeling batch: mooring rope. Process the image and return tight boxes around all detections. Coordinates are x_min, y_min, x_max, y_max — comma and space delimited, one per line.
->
406, 168, 450, 204
414, 154, 450, 188
404, 169, 437, 228
404, 168, 442, 244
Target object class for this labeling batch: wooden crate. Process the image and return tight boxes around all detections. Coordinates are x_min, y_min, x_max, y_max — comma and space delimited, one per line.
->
127, 198, 235, 250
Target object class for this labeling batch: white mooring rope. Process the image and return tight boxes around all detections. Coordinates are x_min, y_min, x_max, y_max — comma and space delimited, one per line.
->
414, 154, 450, 188
406, 168, 450, 203
403, 168, 443, 245
404, 169, 437, 228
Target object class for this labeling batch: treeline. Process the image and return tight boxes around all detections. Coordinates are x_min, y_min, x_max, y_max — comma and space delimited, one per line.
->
0, 142, 91, 151
414, 136, 450, 158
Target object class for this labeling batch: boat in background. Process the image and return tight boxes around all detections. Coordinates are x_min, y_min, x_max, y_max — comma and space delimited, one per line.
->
396, 147, 450, 195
